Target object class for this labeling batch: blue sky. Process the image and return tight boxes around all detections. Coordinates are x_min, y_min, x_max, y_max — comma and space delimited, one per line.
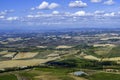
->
0, 0, 120, 29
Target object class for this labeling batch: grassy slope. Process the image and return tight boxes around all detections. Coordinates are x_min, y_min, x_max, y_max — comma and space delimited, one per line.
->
94, 46, 113, 57
108, 46, 120, 58
0, 74, 17, 80
94, 45, 120, 58
1, 68, 120, 80
16, 67, 75, 80
34, 68, 75, 80
88, 72, 120, 80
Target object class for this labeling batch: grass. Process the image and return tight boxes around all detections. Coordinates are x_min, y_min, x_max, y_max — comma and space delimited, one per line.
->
34, 67, 75, 80
88, 72, 120, 80
94, 45, 120, 58
19, 71, 38, 80
19, 72, 38, 77
34, 50, 54, 59
94, 46, 113, 57
16, 67, 75, 80
35, 67, 74, 76
46, 58, 101, 69
0, 74, 17, 80
109, 46, 120, 58
59, 76, 75, 80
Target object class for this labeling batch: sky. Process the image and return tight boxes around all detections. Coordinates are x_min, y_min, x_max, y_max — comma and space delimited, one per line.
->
0, 0, 120, 30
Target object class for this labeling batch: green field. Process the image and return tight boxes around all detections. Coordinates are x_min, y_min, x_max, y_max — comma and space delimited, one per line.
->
0, 44, 120, 80
108, 46, 120, 58
1, 68, 120, 80
88, 72, 120, 80
0, 74, 17, 80
16, 67, 75, 80
94, 46, 113, 57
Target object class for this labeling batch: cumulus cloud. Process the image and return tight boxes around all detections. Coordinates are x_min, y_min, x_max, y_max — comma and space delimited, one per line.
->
74, 11, 86, 16
52, 11, 59, 15
49, 3, 59, 9
6, 17, 18, 21
104, 12, 115, 16
0, 11, 6, 15
27, 14, 43, 18
37, 1, 49, 9
103, 0, 115, 5
94, 10, 105, 15
69, 0, 87, 8
91, 0, 102, 3
27, 15, 34, 18
0, 16, 5, 19
37, 1, 59, 10
0, 10, 14, 16
1, 10, 120, 28
118, 12, 120, 15
31, 7, 35, 10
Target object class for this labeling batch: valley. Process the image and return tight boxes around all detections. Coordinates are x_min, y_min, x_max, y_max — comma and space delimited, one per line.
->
0, 28, 120, 80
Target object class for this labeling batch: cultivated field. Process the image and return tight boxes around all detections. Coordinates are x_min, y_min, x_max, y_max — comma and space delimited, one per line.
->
0, 51, 9, 55
56, 45, 72, 49
3, 53, 16, 58
13, 52, 38, 59
93, 44, 115, 47
0, 57, 59, 69
83, 55, 100, 61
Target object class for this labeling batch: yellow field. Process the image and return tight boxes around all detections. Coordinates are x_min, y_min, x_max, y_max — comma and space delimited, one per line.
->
0, 57, 59, 69
0, 51, 8, 55
100, 37, 120, 41
94, 44, 115, 56
93, 44, 115, 47
56, 45, 72, 49
3, 53, 16, 58
83, 55, 100, 61
13, 52, 38, 59
103, 57, 120, 61
47, 53, 59, 57
36, 46, 47, 48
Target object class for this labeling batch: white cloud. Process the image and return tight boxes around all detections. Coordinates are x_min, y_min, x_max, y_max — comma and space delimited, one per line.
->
38, 1, 49, 9
2, 10, 120, 28
69, 0, 87, 8
94, 10, 105, 15
103, 0, 115, 5
31, 7, 35, 10
104, 12, 115, 16
27, 14, 42, 18
0, 10, 14, 16
49, 3, 59, 9
0, 11, 7, 15
27, 15, 34, 18
3, 10, 120, 27
118, 12, 120, 15
6, 17, 18, 21
91, 0, 102, 3
74, 11, 86, 16
37, 1, 59, 9
52, 11, 59, 15
0, 16, 5, 19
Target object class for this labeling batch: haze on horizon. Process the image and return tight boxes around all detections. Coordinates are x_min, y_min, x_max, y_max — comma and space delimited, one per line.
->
0, 0, 120, 30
